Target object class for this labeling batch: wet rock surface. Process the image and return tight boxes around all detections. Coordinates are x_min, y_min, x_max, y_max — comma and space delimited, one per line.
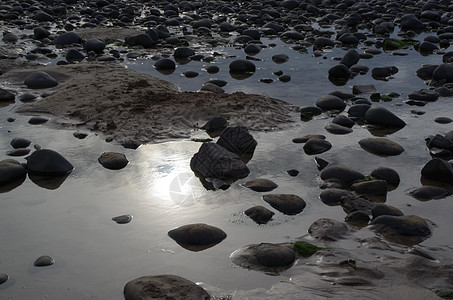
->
263, 194, 306, 215
168, 223, 226, 251
98, 152, 128, 170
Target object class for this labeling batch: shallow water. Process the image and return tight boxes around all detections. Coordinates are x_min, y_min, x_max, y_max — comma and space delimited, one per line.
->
1, 27, 453, 299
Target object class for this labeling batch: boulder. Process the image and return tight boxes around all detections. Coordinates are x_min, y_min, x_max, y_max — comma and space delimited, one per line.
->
125, 34, 156, 48
370, 167, 400, 186
84, 38, 106, 53
263, 194, 306, 215
244, 206, 274, 224
255, 243, 296, 267
174, 47, 195, 58
168, 223, 226, 251
0, 88, 15, 102
351, 180, 388, 196
229, 59, 256, 73
371, 66, 398, 79
371, 203, 404, 219
364, 106, 406, 128
26, 149, 74, 176
421, 158, 453, 183
154, 58, 176, 71
24, 71, 58, 89
371, 215, 431, 236
328, 64, 351, 79
303, 137, 332, 155
216, 126, 257, 160
408, 186, 449, 200
54, 32, 82, 46
358, 138, 405, 156
0, 159, 26, 185
319, 188, 353, 206
315, 95, 346, 111
325, 123, 353, 135
340, 50, 360, 68
10, 137, 31, 149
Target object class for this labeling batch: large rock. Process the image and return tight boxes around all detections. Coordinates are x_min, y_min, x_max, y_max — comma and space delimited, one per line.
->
371, 203, 404, 219
24, 71, 58, 89
308, 218, 349, 241
263, 194, 306, 215
244, 205, 274, 224
401, 14, 424, 31
0, 88, 15, 102
54, 32, 82, 46
358, 138, 405, 156
364, 107, 406, 128
0, 159, 26, 185
371, 66, 398, 79
255, 243, 296, 267
216, 126, 257, 160
408, 186, 448, 201
320, 166, 365, 185
340, 50, 360, 68
319, 188, 353, 206
229, 59, 256, 73
168, 223, 226, 251
432, 64, 453, 84
351, 179, 388, 196
124, 275, 210, 300
125, 33, 156, 48
371, 167, 400, 186
26, 149, 74, 176
421, 158, 453, 183
84, 38, 106, 53
371, 215, 431, 236
303, 137, 332, 155
315, 95, 346, 111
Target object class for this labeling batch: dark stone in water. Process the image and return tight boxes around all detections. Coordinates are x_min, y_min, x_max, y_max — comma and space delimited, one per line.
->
217, 126, 257, 161
371, 215, 431, 237
308, 218, 349, 241
245, 205, 274, 224
371, 203, 404, 219
320, 166, 365, 185
200, 116, 228, 137
10, 137, 31, 149
28, 116, 49, 124
303, 137, 332, 155
358, 138, 405, 156
168, 223, 226, 251
332, 115, 355, 128
73, 131, 88, 139
263, 194, 306, 215
421, 158, 453, 184
26, 149, 74, 176
325, 123, 353, 135
408, 186, 449, 201
0, 159, 26, 186
287, 169, 299, 176
434, 117, 452, 124
371, 167, 400, 186
154, 58, 176, 71
98, 152, 128, 170
112, 214, 133, 224
345, 211, 370, 224
242, 178, 278, 192
255, 243, 295, 267
364, 106, 406, 128
0, 273, 8, 285
24, 71, 58, 89
6, 148, 31, 157
319, 188, 353, 206
0, 88, 15, 102
314, 156, 329, 170
340, 49, 360, 68
328, 64, 351, 79
229, 59, 256, 73
34, 255, 55, 267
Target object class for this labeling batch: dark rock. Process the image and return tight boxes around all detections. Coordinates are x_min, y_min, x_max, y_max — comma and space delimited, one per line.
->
272, 54, 289, 63
352, 84, 376, 94
26, 149, 74, 176
84, 38, 105, 53
125, 34, 156, 48
245, 205, 274, 224
292, 135, 325, 144
255, 243, 296, 267
34, 11, 54, 22
418, 41, 438, 53
328, 91, 355, 101
408, 186, 449, 201
168, 223, 226, 251
10, 137, 31, 149
154, 58, 176, 71
371, 66, 398, 79
28, 116, 49, 124
229, 59, 256, 73
308, 218, 349, 241
316, 95, 346, 111
278, 74, 291, 82
345, 211, 370, 224
0, 273, 8, 285
332, 115, 355, 128
287, 169, 299, 176
348, 104, 371, 119
7, 148, 31, 157
0, 159, 26, 185
54, 32, 82, 46
216, 126, 257, 160
351, 180, 388, 196
200, 117, 228, 137
371, 215, 431, 236
0, 88, 15, 102
328, 64, 351, 79
364, 106, 406, 128
421, 158, 453, 184
340, 50, 360, 68
426, 134, 453, 150
434, 117, 452, 124
313, 37, 335, 49
314, 157, 329, 170
242, 179, 278, 192
174, 47, 195, 58
319, 188, 353, 206
112, 214, 133, 224
34, 255, 55, 267
341, 195, 375, 214
416, 65, 438, 80
299, 106, 323, 119
98, 152, 128, 170
206, 65, 219, 74
183, 70, 199, 78
303, 137, 332, 155
359, 138, 405, 156
263, 194, 306, 215
350, 64, 369, 75
124, 275, 210, 300
371, 167, 400, 186
73, 131, 88, 139
24, 71, 58, 89
432, 64, 453, 84
401, 14, 424, 32
66, 49, 85, 62
325, 123, 353, 135
371, 203, 404, 219
320, 166, 364, 185
244, 44, 261, 55
408, 91, 439, 102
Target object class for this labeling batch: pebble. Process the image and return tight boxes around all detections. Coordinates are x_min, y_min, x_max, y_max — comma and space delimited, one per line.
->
34, 255, 55, 267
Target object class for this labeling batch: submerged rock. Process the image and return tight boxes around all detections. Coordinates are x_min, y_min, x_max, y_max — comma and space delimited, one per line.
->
263, 194, 306, 215
319, 188, 353, 206
168, 223, 226, 251
216, 126, 257, 161
371, 215, 431, 237
0, 159, 26, 185
370, 167, 400, 187
112, 214, 133, 224
421, 158, 453, 184
408, 186, 449, 201
245, 205, 274, 224
0, 273, 8, 285
371, 203, 404, 219
351, 180, 388, 196
242, 179, 278, 192
10, 137, 31, 149
308, 218, 349, 241
124, 275, 210, 300
303, 137, 332, 155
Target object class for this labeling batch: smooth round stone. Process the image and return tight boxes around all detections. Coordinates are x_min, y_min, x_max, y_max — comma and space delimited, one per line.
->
421, 158, 453, 183
325, 123, 353, 135
316, 95, 346, 111
308, 218, 349, 241
434, 117, 452, 124
292, 134, 326, 143
242, 178, 278, 192
66, 49, 85, 62
73, 131, 88, 139
371, 203, 404, 219
341, 195, 375, 215
6, 148, 31, 156
319, 188, 353, 206
371, 215, 431, 237
34, 255, 55, 267
10, 137, 31, 149
408, 91, 439, 102
200, 83, 224, 93
350, 64, 369, 75
272, 54, 289, 63
28, 116, 49, 124
0, 159, 26, 184
206, 65, 219, 74
287, 169, 299, 176
20, 93, 37, 102
303, 137, 332, 155
24, 71, 58, 89
154, 58, 176, 71
183, 70, 199, 78
124, 275, 210, 300
328, 64, 351, 79
229, 59, 256, 73
359, 138, 405, 156
244, 205, 275, 224
299, 106, 323, 119
125, 34, 155, 48
98, 152, 128, 170
0, 273, 8, 285
348, 103, 371, 118
112, 214, 133, 224
255, 243, 295, 267
371, 167, 400, 186
54, 32, 81, 46
174, 47, 195, 58
278, 74, 291, 82
408, 186, 449, 201
340, 49, 360, 68
244, 44, 261, 55
205, 80, 227, 87
332, 115, 355, 128
320, 166, 365, 185
0, 88, 15, 102
263, 194, 306, 215
200, 116, 228, 134
371, 66, 399, 78
351, 180, 388, 196
168, 223, 226, 251
26, 149, 74, 176
345, 211, 370, 224
84, 38, 106, 53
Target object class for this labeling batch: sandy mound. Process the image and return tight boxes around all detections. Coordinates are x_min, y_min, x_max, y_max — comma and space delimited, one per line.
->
7, 62, 295, 146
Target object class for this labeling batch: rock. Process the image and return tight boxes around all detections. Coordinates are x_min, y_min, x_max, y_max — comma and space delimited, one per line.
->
124, 275, 210, 300
73, 131, 88, 139
328, 64, 351, 79
364, 107, 406, 128
84, 38, 106, 53
408, 91, 439, 102
0, 273, 8, 285
183, 70, 199, 78
54, 32, 82, 46
418, 41, 438, 53
10, 137, 31, 149
0, 88, 15, 102
408, 186, 449, 201
299, 106, 323, 119
303, 137, 332, 155
371, 203, 404, 219
244, 44, 261, 55
434, 117, 452, 124
426, 134, 453, 150
272, 54, 289, 63
352, 84, 376, 94
278, 74, 291, 82
154, 58, 176, 71
125, 34, 156, 48
325, 123, 353, 135
112, 214, 133, 224
421, 158, 453, 183
34, 11, 54, 22
287, 169, 299, 176
313, 37, 335, 49
66, 49, 85, 62
245, 205, 275, 224
34, 255, 55, 267
350, 64, 369, 75
98, 152, 128, 170
319, 188, 353, 206
34, 27, 51, 39
26, 149, 74, 176
345, 211, 370, 224
280, 31, 304, 40
341, 195, 375, 214
174, 47, 195, 58
320, 166, 365, 185
216, 126, 257, 159
340, 50, 360, 68
206, 65, 219, 74
255, 243, 296, 267
371, 167, 400, 186
229, 59, 256, 73
315, 95, 346, 111
432, 64, 453, 84
401, 14, 424, 32
371, 215, 431, 236
242, 179, 278, 192
371, 66, 399, 79
332, 115, 355, 128
168, 223, 226, 251
308, 218, 349, 241
0, 159, 26, 185
263, 194, 306, 215
351, 180, 388, 196
348, 104, 371, 119
416, 65, 438, 80
200, 83, 224, 94
359, 138, 405, 156
28, 116, 49, 124
314, 156, 329, 170
24, 71, 58, 89
200, 117, 228, 137
292, 134, 325, 143
7, 148, 31, 157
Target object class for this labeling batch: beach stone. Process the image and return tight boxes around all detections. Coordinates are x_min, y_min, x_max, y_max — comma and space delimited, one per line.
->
345, 211, 370, 224
280, 31, 304, 40
124, 275, 210, 300
364, 107, 406, 128
313, 37, 335, 49
125, 34, 155, 48
308, 218, 348, 241
278, 74, 291, 82
320, 166, 365, 185
200, 83, 224, 94
314, 157, 329, 170
24, 71, 58, 89
200, 117, 228, 136
255, 243, 295, 267
66, 49, 85, 62
242, 179, 278, 192
0, 88, 15, 102
190, 143, 250, 180
98, 152, 128, 170
401, 14, 424, 31
371, 215, 431, 236
371, 203, 404, 219
0, 273, 8, 285
244, 44, 261, 55
426, 134, 453, 150
54, 32, 82, 46
328, 64, 351, 79
421, 158, 453, 183
0, 159, 26, 185
292, 135, 325, 143
34, 27, 51, 39
371, 167, 400, 186
352, 84, 376, 94
371, 66, 398, 79
435, 117, 452, 124
245, 205, 274, 224
408, 90, 439, 102
84, 38, 105, 53
34, 11, 54, 22
28, 116, 49, 124
332, 115, 355, 128
7, 148, 31, 157
10, 137, 31, 149
154, 58, 175, 71
73, 131, 88, 139
272, 54, 289, 64
34, 255, 55, 267
112, 214, 133, 224
418, 41, 438, 53
299, 106, 322, 119
432, 64, 453, 83
183, 70, 199, 78
217, 126, 257, 158
263, 194, 306, 215
242, 29, 261, 40
350, 64, 369, 75
287, 169, 299, 176
359, 138, 405, 156
408, 186, 449, 201
351, 180, 388, 196
416, 65, 438, 80
340, 50, 360, 68
316, 95, 346, 111
174, 47, 195, 58
303, 137, 332, 155
26, 149, 74, 176
168, 223, 226, 250
206, 65, 219, 74
325, 123, 353, 135
319, 188, 353, 206
348, 104, 371, 119
435, 87, 453, 97
229, 59, 256, 73
341, 195, 375, 215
